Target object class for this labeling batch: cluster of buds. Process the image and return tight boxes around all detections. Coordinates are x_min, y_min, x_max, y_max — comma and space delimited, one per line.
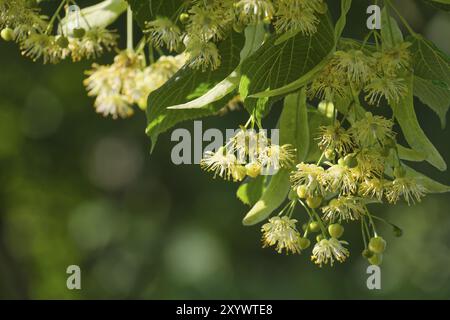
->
201, 128, 295, 181
0, 0, 118, 63
144, 0, 327, 70
308, 42, 411, 105
261, 108, 427, 267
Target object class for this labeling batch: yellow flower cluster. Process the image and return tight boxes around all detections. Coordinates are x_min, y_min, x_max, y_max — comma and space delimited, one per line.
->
201, 129, 295, 181
309, 43, 411, 105
84, 52, 186, 119
260, 109, 427, 267
0, 0, 118, 64
144, 0, 327, 70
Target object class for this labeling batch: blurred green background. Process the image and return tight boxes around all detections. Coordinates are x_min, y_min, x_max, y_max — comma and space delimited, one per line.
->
0, 0, 449, 299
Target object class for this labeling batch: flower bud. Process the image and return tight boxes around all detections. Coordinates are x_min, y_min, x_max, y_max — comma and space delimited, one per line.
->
368, 253, 383, 266
328, 223, 344, 239
73, 27, 86, 39
179, 13, 190, 24
1, 28, 14, 41
306, 196, 322, 209
362, 248, 374, 259
393, 226, 403, 237
298, 237, 311, 249
344, 154, 357, 168
324, 148, 336, 160
308, 221, 321, 233
368, 236, 386, 254
56, 35, 69, 48
296, 185, 308, 199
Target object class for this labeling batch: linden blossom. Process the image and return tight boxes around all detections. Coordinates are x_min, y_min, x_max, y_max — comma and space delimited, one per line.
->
176, 304, 210, 318
170, 120, 279, 165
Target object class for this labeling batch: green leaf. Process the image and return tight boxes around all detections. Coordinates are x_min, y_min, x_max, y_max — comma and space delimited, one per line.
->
409, 36, 450, 88
167, 72, 240, 110
237, 176, 266, 206
391, 75, 447, 171
145, 32, 245, 149
334, 0, 352, 41
421, 0, 450, 12
397, 144, 426, 162
242, 170, 290, 226
409, 36, 450, 125
166, 25, 265, 110
59, 0, 127, 32
126, 0, 187, 28
414, 76, 450, 128
243, 89, 310, 225
242, 90, 311, 226
240, 23, 266, 62
381, 7, 403, 48
281, 90, 310, 161
242, 96, 280, 125
239, 13, 334, 98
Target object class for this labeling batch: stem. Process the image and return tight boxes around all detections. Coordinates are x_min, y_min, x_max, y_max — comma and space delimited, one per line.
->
135, 37, 147, 54
362, 217, 372, 240
361, 218, 367, 248
303, 217, 312, 238
385, 2, 395, 45
360, 30, 374, 49
316, 151, 326, 165
311, 208, 327, 237
371, 215, 399, 229
298, 199, 315, 221
45, 0, 67, 35
373, 31, 381, 50
127, 6, 133, 51
385, 0, 418, 37
366, 210, 378, 237
148, 45, 155, 64
244, 115, 254, 128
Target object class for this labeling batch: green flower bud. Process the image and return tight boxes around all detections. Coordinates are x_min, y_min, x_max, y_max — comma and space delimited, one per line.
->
308, 221, 321, 233
393, 226, 403, 237
56, 35, 69, 48
306, 196, 322, 209
362, 248, 374, 259
1, 28, 14, 41
324, 148, 336, 160
368, 236, 386, 254
179, 13, 190, 24
296, 185, 308, 199
73, 27, 86, 39
298, 237, 311, 250
316, 234, 324, 242
344, 154, 357, 168
368, 253, 383, 266
328, 223, 344, 239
